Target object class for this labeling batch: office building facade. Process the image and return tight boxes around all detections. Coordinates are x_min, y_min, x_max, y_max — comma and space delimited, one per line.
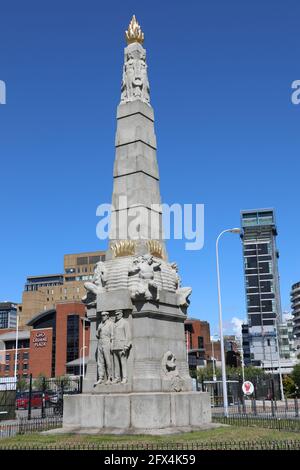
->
0, 302, 89, 379
20, 251, 105, 327
291, 282, 300, 352
241, 209, 282, 368
0, 302, 17, 329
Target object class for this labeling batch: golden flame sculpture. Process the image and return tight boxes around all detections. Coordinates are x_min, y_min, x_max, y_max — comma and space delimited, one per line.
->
147, 240, 164, 259
111, 240, 136, 257
125, 15, 144, 45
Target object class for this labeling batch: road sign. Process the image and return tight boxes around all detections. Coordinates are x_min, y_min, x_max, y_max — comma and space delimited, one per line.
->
242, 381, 254, 395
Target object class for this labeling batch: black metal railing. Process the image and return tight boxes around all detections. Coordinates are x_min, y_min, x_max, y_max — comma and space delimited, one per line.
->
213, 415, 300, 432
15, 375, 81, 420
0, 440, 299, 450
211, 397, 300, 419
0, 416, 62, 439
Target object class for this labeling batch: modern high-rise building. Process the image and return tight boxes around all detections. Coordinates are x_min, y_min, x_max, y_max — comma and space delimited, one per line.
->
0, 302, 17, 329
20, 251, 105, 328
278, 317, 297, 361
240, 209, 282, 368
291, 282, 300, 351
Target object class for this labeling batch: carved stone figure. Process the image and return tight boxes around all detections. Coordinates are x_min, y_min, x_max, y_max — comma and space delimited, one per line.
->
112, 310, 132, 384
170, 262, 192, 307
129, 254, 161, 301
82, 261, 107, 305
94, 311, 114, 386
120, 46, 150, 105
161, 350, 184, 392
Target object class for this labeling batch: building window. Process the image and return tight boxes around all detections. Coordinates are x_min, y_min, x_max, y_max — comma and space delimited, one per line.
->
259, 262, 271, 274
245, 258, 257, 269
257, 244, 269, 255
261, 300, 273, 312
247, 276, 259, 288
77, 257, 88, 265
198, 336, 204, 349
65, 268, 75, 274
250, 314, 262, 326
260, 280, 272, 292
66, 315, 79, 364
5, 365, 10, 371
247, 295, 260, 307
89, 255, 101, 264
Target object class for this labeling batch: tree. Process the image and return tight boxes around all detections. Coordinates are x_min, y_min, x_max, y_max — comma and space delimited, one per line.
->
196, 365, 268, 383
283, 375, 296, 398
57, 375, 71, 389
17, 377, 28, 392
291, 364, 300, 396
33, 373, 46, 391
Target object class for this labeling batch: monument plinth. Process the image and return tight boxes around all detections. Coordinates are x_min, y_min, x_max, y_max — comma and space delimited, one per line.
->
63, 15, 211, 433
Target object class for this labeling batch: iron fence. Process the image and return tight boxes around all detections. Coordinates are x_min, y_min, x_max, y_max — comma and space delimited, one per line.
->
0, 440, 299, 450
201, 375, 283, 403
0, 389, 16, 421
0, 416, 62, 439
213, 415, 300, 432
15, 375, 81, 420
211, 397, 300, 419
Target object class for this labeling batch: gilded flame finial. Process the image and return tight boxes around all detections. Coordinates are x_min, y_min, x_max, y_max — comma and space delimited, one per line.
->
125, 15, 144, 45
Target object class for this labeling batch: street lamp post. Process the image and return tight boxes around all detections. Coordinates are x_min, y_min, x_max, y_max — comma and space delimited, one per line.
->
80, 346, 88, 378
267, 337, 275, 400
274, 322, 285, 401
211, 339, 216, 382
216, 228, 241, 417
80, 317, 90, 379
240, 341, 245, 384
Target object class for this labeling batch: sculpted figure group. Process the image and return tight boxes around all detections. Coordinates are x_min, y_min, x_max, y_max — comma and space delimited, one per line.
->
170, 262, 192, 307
129, 254, 161, 301
94, 309, 131, 386
82, 261, 107, 306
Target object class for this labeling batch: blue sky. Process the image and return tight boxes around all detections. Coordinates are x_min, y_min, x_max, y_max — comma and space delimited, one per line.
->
0, 0, 299, 335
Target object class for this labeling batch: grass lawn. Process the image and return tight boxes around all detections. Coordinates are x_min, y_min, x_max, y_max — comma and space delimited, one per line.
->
0, 426, 299, 448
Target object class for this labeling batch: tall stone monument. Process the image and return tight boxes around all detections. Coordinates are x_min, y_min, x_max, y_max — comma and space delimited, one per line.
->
63, 16, 211, 433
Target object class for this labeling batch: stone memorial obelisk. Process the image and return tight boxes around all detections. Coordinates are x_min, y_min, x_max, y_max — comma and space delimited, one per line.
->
63, 16, 211, 433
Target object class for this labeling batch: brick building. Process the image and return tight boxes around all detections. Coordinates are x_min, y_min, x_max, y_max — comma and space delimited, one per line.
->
0, 302, 90, 379
0, 330, 30, 379
184, 318, 221, 370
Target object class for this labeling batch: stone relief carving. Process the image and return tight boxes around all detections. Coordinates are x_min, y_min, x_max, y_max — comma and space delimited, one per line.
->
129, 254, 161, 301
120, 45, 150, 105
111, 310, 132, 384
82, 261, 107, 306
161, 351, 184, 392
170, 262, 192, 307
94, 311, 114, 386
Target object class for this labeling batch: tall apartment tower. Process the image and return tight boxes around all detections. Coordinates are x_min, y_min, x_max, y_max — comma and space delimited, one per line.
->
240, 209, 282, 367
291, 281, 300, 351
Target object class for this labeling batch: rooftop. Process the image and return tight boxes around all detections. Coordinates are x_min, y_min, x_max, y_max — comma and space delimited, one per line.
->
0, 330, 30, 341
0, 302, 18, 310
